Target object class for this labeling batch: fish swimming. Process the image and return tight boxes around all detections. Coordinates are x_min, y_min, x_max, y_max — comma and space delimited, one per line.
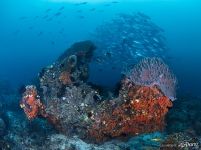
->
34, 16, 39, 19
89, 8, 96, 11
28, 26, 33, 30
151, 138, 162, 142
75, 2, 88, 6
12, 29, 20, 35
137, 12, 150, 20
80, 2, 88, 5
105, 52, 112, 58
98, 10, 104, 12
78, 15, 85, 19
19, 16, 27, 20
38, 31, 43, 36
76, 10, 83, 13
104, 4, 111, 7
51, 41, 55, 45
59, 6, 65, 11
54, 12, 62, 17
43, 15, 48, 19
90, 12, 168, 75
45, 8, 52, 13
59, 28, 64, 34
46, 18, 53, 21
111, 1, 119, 4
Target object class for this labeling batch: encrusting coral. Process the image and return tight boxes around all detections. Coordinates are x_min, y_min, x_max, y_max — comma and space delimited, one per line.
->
20, 85, 46, 120
88, 79, 173, 142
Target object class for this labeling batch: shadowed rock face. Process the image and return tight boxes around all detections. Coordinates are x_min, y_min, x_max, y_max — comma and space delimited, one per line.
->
20, 40, 173, 143
58, 40, 95, 62
39, 41, 96, 104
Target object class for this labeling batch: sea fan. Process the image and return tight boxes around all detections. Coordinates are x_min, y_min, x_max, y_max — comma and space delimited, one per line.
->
128, 57, 177, 101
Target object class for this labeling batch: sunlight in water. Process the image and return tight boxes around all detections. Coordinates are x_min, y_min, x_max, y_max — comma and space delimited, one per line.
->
46, 0, 172, 3
48, 0, 113, 3
47, 0, 135, 3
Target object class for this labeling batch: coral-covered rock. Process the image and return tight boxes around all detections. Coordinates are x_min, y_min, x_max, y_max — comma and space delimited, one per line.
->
20, 85, 45, 120
59, 71, 72, 85
39, 40, 96, 105
44, 84, 100, 137
36, 41, 99, 137
20, 41, 175, 143
88, 79, 173, 142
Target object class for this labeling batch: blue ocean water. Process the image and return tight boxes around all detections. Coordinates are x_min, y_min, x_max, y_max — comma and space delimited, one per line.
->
0, 0, 201, 149
1, 0, 201, 96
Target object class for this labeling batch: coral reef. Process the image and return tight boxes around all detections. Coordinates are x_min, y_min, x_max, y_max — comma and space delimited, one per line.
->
43, 84, 100, 136
88, 79, 173, 142
59, 71, 72, 85
20, 85, 45, 120
37, 41, 98, 136
20, 40, 175, 144
39, 40, 96, 104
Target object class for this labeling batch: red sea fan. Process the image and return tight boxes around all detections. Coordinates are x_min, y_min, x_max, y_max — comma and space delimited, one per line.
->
128, 57, 177, 101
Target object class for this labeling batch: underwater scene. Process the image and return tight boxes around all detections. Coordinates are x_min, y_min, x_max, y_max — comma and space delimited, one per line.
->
1, 0, 201, 149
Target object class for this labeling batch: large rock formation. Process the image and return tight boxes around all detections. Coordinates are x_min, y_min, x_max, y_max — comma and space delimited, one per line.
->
20, 40, 175, 143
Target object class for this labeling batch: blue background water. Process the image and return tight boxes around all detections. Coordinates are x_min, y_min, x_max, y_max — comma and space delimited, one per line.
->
1, 0, 201, 97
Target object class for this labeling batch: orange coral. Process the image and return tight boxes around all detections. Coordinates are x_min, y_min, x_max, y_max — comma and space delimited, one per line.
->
20, 86, 45, 120
20, 86, 63, 131
88, 83, 173, 142
59, 71, 71, 85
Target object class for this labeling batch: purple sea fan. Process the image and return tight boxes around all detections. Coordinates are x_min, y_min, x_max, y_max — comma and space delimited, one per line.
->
128, 57, 177, 101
